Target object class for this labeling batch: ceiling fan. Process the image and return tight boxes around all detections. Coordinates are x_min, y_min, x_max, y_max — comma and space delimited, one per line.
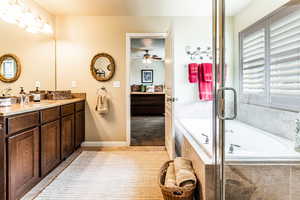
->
132, 48, 163, 62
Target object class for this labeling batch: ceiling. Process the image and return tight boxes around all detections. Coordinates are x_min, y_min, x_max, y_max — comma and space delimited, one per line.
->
34, 0, 252, 16
131, 38, 165, 60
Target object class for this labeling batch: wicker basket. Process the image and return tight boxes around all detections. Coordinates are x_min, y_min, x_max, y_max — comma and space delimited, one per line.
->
159, 160, 196, 200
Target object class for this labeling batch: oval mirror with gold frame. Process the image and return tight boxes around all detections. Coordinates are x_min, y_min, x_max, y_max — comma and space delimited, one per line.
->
90, 53, 115, 81
0, 54, 21, 83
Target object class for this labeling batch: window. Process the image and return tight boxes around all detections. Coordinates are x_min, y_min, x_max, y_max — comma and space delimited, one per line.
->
240, 5, 300, 110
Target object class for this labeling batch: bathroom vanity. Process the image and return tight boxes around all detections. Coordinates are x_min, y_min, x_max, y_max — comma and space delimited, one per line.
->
0, 98, 85, 200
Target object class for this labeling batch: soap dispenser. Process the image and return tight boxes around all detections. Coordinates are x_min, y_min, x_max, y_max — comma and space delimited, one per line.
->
19, 87, 26, 105
295, 113, 300, 152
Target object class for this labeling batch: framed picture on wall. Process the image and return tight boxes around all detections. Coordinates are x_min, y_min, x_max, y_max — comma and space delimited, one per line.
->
141, 69, 153, 83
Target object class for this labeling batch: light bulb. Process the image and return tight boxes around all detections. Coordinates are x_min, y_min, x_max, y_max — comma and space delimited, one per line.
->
22, 11, 35, 26
41, 23, 53, 34
26, 26, 39, 34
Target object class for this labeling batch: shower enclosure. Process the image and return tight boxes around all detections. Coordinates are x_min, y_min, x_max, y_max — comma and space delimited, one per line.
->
215, 0, 300, 199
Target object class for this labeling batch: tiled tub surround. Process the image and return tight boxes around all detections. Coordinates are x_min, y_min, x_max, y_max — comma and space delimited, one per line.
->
238, 103, 299, 141
175, 117, 300, 200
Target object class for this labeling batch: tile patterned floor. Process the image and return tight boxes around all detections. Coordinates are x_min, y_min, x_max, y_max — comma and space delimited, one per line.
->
24, 149, 169, 200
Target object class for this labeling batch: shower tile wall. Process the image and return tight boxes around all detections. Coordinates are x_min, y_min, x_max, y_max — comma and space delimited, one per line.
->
225, 165, 300, 200
237, 103, 298, 141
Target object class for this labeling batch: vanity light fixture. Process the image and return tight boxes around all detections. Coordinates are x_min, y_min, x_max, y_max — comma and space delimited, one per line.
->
0, 0, 53, 34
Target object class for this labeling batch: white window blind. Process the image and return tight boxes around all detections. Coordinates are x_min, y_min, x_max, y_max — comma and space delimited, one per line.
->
240, 4, 300, 110
270, 10, 300, 96
242, 29, 266, 94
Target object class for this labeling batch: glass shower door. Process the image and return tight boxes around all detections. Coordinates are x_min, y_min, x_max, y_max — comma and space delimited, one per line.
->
217, 0, 300, 199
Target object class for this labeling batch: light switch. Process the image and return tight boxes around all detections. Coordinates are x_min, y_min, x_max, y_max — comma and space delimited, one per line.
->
71, 81, 77, 88
113, 81, 121, 88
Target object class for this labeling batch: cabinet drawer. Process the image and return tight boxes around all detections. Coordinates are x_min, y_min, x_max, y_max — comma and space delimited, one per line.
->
61, 104, 75, 116
41, 107, 60, 124
7, 112, 39, 135
75, 101, 85, 112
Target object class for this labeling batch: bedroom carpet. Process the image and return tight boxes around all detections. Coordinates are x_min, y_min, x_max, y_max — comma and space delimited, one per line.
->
29, 149, 168, 200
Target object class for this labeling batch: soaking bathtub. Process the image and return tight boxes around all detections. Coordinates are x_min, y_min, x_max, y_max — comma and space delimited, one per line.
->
175, 118, 300, 163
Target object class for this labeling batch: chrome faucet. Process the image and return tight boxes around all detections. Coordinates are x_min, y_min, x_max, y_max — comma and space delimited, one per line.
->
201, 133, 209, 144
226, 129, 234, 134
1, 87, 12, 97
229, 144, 241, 154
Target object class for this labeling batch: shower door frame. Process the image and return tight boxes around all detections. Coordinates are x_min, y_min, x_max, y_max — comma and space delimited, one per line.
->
213, 0, 229, 199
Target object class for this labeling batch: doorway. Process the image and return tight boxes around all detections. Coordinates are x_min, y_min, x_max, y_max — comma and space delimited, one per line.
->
126, 33, 167, 146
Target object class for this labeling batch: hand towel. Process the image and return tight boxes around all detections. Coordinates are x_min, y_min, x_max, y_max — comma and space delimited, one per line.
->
174, 157, 197, 187
202, 63, 213, 82
188, 63, 199, 83
164, 163, 176, 188
198, 63, 213, 101
95, 94, 109, 114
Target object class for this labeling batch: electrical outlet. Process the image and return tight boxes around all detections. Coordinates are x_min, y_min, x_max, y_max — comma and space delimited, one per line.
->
71, 81, 77, 88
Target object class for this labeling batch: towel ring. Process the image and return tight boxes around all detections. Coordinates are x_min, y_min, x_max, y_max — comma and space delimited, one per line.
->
97, 87, 107, 95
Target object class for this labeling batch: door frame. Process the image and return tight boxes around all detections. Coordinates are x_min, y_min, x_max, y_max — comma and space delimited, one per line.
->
125, 33, 167, 146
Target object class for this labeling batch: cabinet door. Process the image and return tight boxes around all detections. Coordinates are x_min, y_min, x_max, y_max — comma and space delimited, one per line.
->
41, 120, 61, 176
61, 115, 74, 159
8, 128, 39, 200
75, 111, 85, 148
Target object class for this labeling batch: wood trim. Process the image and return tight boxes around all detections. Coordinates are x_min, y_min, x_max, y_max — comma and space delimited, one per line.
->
0, 54, 21, 83
125, 33, 167, 146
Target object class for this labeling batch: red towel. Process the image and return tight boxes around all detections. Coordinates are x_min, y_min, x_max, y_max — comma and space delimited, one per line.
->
198, 63, 213, 101
202, 63, 213, 82
188, 63, 199, 83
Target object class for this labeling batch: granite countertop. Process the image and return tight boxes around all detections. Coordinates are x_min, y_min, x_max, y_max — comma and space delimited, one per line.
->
0, 98, 85, 117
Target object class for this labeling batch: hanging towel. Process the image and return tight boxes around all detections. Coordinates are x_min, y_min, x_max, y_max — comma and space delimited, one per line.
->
198, 63, 213, 101
174, 157, 197, 187
188, 63, 199, 83
202, 63, 213, 82
164, 163, 177, 188
95, 94, 109, 114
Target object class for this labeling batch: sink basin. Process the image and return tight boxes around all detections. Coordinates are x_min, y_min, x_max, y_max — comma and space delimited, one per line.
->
0, 97, 12, 107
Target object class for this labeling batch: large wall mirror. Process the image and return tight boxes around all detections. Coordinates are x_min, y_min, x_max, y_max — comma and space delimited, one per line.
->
0, 54, 21, 83
90, 53, 115, 81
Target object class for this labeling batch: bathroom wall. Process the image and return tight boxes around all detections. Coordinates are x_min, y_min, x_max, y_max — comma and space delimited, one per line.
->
173, 17, 212, 105
130, 59, 165, 86
0, 0, 55, 94
55, 16, 171, 142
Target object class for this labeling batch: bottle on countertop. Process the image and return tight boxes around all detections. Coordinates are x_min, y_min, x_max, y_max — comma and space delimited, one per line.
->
32, 87, 41, 102
19, 87, 26, 104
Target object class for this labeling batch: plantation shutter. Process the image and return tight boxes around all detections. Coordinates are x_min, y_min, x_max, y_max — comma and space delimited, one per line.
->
269, 7, 300, 109
240, 22, 267, 105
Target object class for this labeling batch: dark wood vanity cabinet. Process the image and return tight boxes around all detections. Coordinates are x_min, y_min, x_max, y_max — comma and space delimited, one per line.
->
0, 100, 85, 200
41, 120, 61, 176
61, 114, 75, 159
75, 111, 85, 148
7, 127, 40, 200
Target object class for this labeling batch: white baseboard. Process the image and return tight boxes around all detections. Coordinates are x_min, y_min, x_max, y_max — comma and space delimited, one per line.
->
81, 141, 129, 147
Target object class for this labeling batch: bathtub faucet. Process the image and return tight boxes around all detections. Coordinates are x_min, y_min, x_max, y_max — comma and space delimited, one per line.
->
226, 129, 234, 134
201, 134, 209, 144
229, 144, 241, 154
